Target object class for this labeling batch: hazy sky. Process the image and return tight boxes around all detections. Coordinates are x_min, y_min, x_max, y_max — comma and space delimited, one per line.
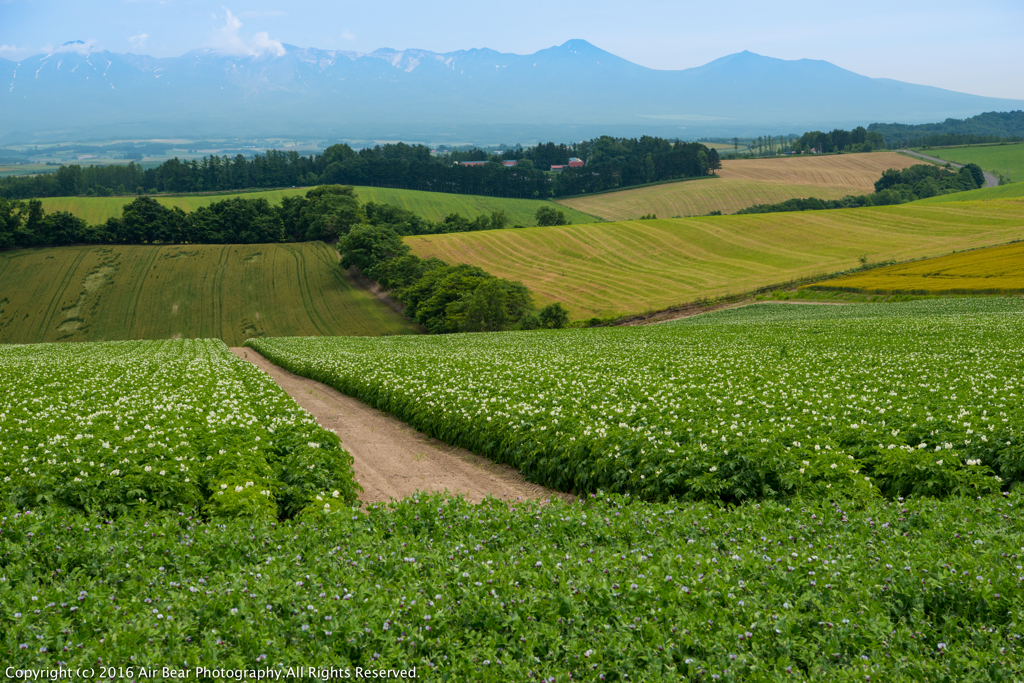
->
2, 0, 1022, 99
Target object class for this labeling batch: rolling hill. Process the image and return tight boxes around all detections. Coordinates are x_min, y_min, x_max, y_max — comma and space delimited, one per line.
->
555, 152, 921, 219
0, 242, 419, 346
911, 143, 1024, 183
36, 187, 598, 227
404, 199, 1024, 320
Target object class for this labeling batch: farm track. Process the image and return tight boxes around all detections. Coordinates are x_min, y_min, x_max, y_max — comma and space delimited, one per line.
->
230, 347, 570, 505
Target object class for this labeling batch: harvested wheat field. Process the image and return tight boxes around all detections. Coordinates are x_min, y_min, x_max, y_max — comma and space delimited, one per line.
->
406, 199, 1024, 320
716, 151, 921, 189
557, 151, 921, 220
806, 241, 1024, 295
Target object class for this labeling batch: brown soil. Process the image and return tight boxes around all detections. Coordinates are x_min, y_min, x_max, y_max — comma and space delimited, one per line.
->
230, 347, 570, 505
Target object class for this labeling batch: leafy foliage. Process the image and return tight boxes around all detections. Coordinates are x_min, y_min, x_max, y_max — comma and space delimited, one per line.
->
2, 492, 1023, 678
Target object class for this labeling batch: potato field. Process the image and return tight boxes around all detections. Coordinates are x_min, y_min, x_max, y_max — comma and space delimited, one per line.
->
0, 339, 360, 519
248, 299, 1024, 503
3, 301, 1024, 679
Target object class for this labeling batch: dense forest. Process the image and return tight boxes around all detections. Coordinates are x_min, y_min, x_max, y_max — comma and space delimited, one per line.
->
735, 163, 984, 215
867, 111, 1024, 147
0, 137, 719, 201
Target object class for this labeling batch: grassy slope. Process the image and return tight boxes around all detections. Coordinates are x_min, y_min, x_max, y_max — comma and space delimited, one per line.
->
917, 181, 1024, 203
913, 142, 1024, 182
806, 240, 1024, 294
555, 151, 921, 220
0, 242, 419, 346
405, 199, 1024, 319
36, 186, 598, 227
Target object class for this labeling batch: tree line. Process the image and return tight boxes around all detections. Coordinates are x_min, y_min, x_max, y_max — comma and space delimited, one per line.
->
338, 223, 568, 335
0, 136, 720, 201
0, 186, 570, 250
0, 185, 571, 334
867, 111, 1024, 148
735, 164, 985, 215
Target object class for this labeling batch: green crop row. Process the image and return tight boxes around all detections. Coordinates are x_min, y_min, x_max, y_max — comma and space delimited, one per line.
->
2, 492, 1023, 680
0, 339, 359, 518
248, 299, 1024, 503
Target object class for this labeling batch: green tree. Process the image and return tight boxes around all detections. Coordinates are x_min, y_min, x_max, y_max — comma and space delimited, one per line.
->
40, 211, 87, 246
339, 224, 410, 273
0, 198, 24, 249
707, 148, 722, 174
535, 206, 570, 227
538, 302, 570, 329
300, 185, 362, 242
121, 196, 169, 244
457, 278, 509, 332
963, 163, 985, 188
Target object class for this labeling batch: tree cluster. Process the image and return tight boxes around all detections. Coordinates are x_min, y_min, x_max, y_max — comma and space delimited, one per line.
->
735, 164, 983, 215
0, 136, 719, 201
339, 226, 569, 334
790, 127, 886, 154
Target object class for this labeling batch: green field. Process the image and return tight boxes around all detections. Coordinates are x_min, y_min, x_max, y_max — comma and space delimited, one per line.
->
0, 242, 418, 346
4, 301, 1019, 675
0, 163, 57, 177
36, 186, 599, 227
913, 142, 1024, 182
250, 298, 1024, 500
4, 302, 1024, 676
406, 199, 1024, 319
917, 180, 1024, 203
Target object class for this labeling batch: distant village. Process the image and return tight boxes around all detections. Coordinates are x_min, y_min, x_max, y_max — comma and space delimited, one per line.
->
453, 157, 585, 172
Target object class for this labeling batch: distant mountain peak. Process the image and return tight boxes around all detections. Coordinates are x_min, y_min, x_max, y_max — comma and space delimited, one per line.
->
3, 40, 1022, 142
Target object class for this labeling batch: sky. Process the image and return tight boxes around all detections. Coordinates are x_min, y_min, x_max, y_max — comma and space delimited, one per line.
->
1, 0, 1022, 100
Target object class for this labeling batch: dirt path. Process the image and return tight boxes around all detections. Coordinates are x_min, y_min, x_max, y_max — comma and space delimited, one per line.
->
230, 347, 569, 505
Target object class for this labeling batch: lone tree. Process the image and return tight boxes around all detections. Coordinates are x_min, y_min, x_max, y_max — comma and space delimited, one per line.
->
535, 206, 571, 227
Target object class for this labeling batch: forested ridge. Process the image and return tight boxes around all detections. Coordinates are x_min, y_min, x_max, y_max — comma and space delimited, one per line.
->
0, 137, 719, 201
868, 110, 1024, 147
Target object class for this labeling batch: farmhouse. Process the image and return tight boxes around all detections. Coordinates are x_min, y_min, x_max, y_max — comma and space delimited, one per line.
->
551, 158, 585, 172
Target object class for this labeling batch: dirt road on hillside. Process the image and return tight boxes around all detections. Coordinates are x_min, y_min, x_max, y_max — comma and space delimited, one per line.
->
230, 347, 569, 505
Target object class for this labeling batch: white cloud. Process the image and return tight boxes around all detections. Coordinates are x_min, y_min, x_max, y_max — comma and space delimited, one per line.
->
341, 31, 356, 42
210, 6, 285, 57
0, 44, 29, 59
128, 34, 149, 49
44, 39, 98, 56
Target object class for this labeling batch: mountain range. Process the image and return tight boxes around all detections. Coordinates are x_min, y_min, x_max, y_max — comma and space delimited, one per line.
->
2, 39, 1022, 143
